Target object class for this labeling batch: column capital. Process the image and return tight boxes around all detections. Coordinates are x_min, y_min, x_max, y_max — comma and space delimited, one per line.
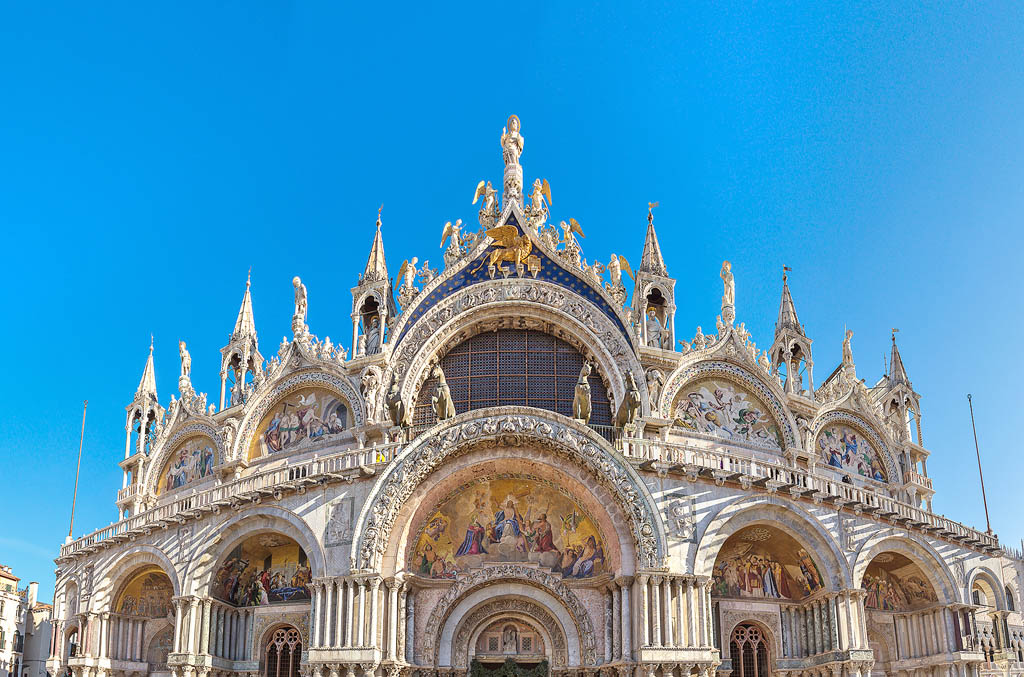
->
615, 576, 634, 588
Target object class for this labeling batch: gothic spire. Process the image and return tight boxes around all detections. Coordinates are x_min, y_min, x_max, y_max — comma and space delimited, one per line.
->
889, 331, 911, 387
232, 270, 257, 340
775, 266, 804, 337
639, 203, 667, 276
135, 338, 158, 402
363, 206, 389, 283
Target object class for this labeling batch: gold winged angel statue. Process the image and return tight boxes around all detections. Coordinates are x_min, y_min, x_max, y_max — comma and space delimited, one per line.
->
472, 180, 497, 219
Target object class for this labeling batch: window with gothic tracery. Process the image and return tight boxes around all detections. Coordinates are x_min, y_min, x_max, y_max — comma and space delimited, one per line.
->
729, 624, 770, 677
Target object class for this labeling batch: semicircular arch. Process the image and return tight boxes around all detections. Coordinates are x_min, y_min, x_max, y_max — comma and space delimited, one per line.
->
351, 407, 665, 573
391, 451, 628, 578
386, 279, 646, 416
448, 595, 568, 669
93, 545, 181, 609
852, 534, 958, 605
693, 495, 849, 590
422, 565, 595, 667
183, 505, 326, 598
660, 359, 798, 450
967, 566, 1007, 610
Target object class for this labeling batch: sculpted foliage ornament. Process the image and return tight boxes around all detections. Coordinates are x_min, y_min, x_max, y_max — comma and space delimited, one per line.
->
354, 409, 663, 572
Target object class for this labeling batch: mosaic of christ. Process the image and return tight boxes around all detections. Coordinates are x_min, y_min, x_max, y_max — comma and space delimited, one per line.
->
409, 476, 607, 580
673, 379, 782, 450
711, 526, 826, 601
249, 387, 349, 459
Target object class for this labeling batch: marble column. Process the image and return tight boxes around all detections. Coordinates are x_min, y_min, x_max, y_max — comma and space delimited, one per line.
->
619, 577, 632, 661
369, 577, 381, 648
335, 580, 344, 649
663, 577, 674, 647
404, 587, 415, 664
386, 579, 399, 661
345, 579, 355, 648
687, 578, 698, 648
173, 601, 184, 653
636, 575, 650, 648
355, 580, 366, 648
324, 579, 334, 648
674, 578, 685, 647
310, 583, 320, 648
651, 577, 662, 647
612, 583, 622, 660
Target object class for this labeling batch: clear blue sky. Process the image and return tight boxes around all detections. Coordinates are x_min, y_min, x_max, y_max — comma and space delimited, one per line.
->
1, 3, 1021, 603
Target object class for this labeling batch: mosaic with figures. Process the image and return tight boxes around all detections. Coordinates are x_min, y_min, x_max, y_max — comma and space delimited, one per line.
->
817, 423, 887, 482
114, 567, 173, 618
212, 534, 312, 607
712, 526, 825, 600
862, 552, 937, 611
249, 387, 349, 459
673, 379, 782, 450
410, 476, 607, 580
157, 436, 216, 495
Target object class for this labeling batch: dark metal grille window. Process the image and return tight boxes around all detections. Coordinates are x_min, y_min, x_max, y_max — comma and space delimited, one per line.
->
414, 329, 612, 425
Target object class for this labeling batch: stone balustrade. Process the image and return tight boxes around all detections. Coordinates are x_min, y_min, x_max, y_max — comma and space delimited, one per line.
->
60, 429, 1003, 561
618, 436, 1001, 552
60, 442, 402, 559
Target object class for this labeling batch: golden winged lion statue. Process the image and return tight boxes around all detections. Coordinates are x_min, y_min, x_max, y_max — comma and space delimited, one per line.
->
472, 225, 540, 276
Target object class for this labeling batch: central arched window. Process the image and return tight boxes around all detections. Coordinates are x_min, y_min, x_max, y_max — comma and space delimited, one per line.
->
264, 627, 301, 677
414, 329, 612, 426
730, 624, 770, 677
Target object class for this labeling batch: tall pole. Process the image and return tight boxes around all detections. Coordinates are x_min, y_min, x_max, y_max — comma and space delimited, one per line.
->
967, 394, 992, 535
68, 400, 88, 541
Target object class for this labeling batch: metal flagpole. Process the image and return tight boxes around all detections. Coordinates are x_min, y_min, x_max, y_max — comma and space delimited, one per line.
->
68, 399, 88, 542
967, 394, 992, 535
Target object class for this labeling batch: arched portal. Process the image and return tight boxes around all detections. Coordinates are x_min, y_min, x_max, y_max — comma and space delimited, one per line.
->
711, 525, 826, 601
860, 550, 940, 666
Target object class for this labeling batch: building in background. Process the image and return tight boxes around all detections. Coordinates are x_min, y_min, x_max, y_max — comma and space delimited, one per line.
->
0, 568, 51, 677
46, 117, 1023, 677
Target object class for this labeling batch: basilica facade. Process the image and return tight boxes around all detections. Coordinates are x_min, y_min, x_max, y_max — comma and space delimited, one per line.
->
48, 117, 1024, 677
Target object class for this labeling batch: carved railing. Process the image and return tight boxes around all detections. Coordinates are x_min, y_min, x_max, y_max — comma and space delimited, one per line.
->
60, 443, 402, 558
618, 436, 1001, 551
61, 427, 1004, 560
904, 470, 934, 490
116, 484, 140, 502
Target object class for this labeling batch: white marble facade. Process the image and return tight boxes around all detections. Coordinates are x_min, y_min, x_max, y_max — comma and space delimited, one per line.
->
48, 118, 1024, 677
